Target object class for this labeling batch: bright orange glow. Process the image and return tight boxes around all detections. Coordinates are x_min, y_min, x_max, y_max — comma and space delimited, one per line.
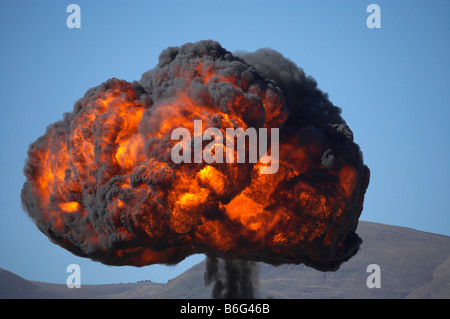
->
197, 166, 225, 196
59, 202, 79, 213
226, 193, 263, 231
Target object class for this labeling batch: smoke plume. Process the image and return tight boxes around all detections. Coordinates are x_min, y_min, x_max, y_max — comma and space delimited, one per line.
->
204, 254, 258, 299
21, 40, 370, 298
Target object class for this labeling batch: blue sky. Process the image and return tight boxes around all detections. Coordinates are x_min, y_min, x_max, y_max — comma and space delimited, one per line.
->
0, 0, 448, 285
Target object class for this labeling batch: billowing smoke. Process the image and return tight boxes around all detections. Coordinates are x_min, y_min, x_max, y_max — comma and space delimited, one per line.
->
205, 254, 258, 299
21, 40, 370, 298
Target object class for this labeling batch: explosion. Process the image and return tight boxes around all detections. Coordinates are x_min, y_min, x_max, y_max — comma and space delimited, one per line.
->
21, 40, 370, 298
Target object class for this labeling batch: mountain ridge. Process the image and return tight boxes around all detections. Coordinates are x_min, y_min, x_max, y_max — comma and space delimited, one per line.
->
1, 221, 449, 299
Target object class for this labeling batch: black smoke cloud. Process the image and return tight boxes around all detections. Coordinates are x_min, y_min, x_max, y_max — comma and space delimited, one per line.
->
205, 254, 258, 299
21, 40, 370, 299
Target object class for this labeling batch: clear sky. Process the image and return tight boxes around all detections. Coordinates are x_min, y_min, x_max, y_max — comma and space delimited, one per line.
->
0, 0, 449, 285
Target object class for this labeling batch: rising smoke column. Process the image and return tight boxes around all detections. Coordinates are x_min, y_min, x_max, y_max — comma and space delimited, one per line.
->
205, 254, 258, 299
21, 40, 370, 298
